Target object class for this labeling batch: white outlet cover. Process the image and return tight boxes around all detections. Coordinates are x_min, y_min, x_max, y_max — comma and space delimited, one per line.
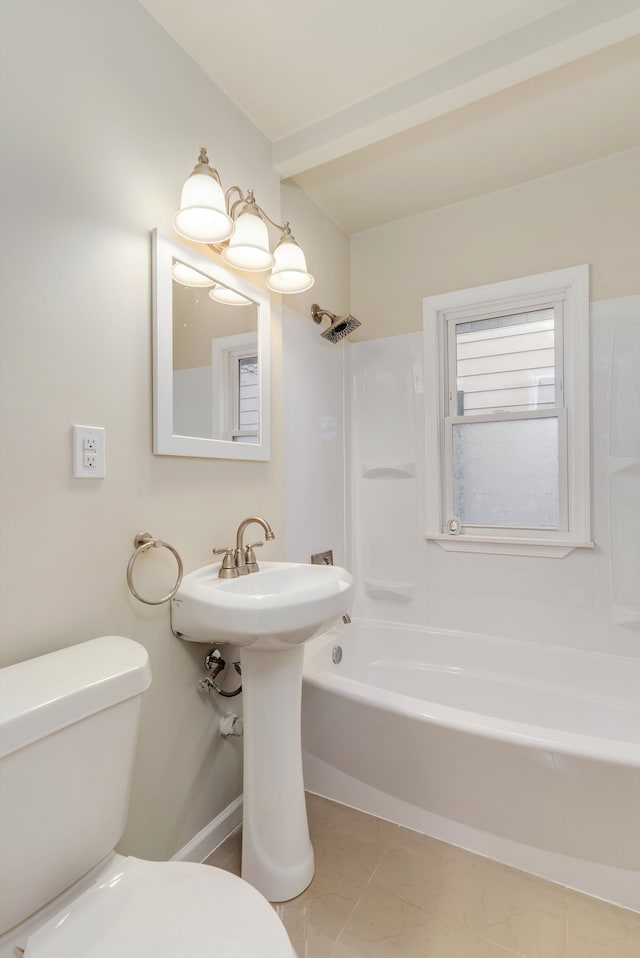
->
73, 425, 105, 478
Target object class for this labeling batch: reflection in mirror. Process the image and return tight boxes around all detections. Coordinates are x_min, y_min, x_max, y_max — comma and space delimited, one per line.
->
172, 272, 259, 444
152, 230, 270, 460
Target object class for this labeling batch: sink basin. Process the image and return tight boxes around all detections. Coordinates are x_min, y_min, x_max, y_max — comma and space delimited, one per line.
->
171, 561, 354, 650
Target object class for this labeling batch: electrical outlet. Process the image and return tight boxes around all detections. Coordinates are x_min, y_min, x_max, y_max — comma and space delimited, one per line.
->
73, 425, 105, 479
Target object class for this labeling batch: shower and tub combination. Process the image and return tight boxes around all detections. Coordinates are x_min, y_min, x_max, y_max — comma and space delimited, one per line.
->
297, 299, 640, 912
301, 618, 640, 911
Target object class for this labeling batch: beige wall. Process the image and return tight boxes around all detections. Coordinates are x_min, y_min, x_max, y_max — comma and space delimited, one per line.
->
0, 0, 286, 860
351, 148, 640, 341
281, 182, 351, 320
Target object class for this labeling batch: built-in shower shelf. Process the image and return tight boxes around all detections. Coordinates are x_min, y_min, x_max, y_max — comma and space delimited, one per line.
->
362, 462, 416, 479
364, 579, 414, 600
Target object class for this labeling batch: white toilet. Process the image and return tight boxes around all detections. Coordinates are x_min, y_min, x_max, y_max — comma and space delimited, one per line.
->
0, 636, 296, 957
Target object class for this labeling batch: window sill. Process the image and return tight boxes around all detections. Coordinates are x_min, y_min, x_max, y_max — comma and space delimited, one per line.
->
424, 534, 594, 558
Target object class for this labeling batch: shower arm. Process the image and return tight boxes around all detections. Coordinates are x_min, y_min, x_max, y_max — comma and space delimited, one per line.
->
311, 304, 337, 325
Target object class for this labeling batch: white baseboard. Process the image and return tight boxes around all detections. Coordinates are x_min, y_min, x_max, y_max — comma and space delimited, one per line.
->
171, 795, 243, 864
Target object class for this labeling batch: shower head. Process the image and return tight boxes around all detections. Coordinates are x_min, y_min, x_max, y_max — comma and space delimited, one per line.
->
321, 313, 361, 343
310, 303, 362, 343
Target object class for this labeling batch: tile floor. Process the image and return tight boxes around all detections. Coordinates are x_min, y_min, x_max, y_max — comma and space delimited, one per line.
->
205, 793, 640, 958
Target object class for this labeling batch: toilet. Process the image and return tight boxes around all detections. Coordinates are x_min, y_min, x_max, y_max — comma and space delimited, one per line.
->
0, 636, 296, 957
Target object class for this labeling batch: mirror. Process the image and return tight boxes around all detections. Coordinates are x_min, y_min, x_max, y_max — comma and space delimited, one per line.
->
152, 229, 270, 460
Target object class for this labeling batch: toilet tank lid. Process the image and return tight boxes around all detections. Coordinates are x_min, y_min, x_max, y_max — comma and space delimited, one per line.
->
0, 637, 151, 759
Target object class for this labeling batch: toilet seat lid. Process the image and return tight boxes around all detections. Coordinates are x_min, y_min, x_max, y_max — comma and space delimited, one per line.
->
25, 857, 293, 958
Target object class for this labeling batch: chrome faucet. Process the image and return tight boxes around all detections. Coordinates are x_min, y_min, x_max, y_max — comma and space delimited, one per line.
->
234, 516, 275, 575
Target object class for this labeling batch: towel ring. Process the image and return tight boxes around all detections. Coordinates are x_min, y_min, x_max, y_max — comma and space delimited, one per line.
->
127, 532, 184, 605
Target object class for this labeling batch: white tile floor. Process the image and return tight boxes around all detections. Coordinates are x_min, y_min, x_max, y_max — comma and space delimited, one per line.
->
206, 793, 640, 958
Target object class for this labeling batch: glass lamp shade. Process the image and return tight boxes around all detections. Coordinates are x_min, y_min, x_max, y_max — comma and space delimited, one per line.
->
209, 285, 252, 306
173, 172, 234, 244
172, 261, 214, 287
267, 236, 314, 293
222, 209, 275, 271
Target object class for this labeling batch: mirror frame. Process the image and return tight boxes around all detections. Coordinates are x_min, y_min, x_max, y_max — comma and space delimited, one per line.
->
151, 228, 271, 461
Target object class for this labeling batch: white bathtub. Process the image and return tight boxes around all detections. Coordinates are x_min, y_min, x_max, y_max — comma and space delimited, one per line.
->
301, 619, 640, 911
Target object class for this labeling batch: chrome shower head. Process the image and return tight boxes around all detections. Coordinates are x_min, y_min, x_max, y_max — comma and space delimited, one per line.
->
310, 303, 361, 343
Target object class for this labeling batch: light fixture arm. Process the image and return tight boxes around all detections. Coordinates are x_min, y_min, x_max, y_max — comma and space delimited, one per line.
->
225, 185, 293, 236
225, 185, 249, 219
257, 211, 293, 236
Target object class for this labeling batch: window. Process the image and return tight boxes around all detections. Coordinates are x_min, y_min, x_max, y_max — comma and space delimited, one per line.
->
211, 332, 259, 444
423, 266, 592, 557
234, 354, 259, 443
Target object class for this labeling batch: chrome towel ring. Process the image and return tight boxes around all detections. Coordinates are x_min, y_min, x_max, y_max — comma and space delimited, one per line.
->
126, 532, 184, 605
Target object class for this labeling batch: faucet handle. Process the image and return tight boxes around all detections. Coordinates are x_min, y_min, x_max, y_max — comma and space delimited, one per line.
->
244, 541, 263, 574
213, 547, 238, 578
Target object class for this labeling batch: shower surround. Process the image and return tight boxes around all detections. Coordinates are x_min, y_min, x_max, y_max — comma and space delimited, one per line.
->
346, 295, 640, 654
286, 295, 640, 909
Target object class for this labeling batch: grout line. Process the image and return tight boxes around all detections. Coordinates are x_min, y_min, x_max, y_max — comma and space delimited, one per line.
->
329, 822, 399, 953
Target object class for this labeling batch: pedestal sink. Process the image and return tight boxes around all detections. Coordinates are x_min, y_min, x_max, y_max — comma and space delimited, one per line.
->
171, 561, 354, 902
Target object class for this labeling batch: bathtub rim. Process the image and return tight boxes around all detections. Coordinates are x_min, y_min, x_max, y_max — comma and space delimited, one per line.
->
303, 618, 640, 768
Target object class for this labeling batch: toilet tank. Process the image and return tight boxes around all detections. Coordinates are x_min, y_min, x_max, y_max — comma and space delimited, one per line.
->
0, 636, 151, 935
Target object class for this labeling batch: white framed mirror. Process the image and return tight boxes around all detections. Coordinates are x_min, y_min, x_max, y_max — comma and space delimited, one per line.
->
152, 229, 270, 460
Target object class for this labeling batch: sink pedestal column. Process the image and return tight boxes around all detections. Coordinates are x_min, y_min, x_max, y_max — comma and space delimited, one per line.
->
240, 644, 314, 902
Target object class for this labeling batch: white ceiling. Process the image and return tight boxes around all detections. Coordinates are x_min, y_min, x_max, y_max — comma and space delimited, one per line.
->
140, 0, 640, 233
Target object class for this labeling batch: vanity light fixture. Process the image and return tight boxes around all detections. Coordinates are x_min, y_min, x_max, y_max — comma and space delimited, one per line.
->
173, 149, 233, 244
223, 195, 274, 272
174, 148, 314, 294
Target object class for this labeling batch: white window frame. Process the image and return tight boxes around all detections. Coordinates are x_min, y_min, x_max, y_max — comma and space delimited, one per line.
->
423, 266, 593, 558
211, 332, 259, 444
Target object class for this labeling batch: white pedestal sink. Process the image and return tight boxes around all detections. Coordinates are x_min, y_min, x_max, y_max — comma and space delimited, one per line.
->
171, 561, 354, 901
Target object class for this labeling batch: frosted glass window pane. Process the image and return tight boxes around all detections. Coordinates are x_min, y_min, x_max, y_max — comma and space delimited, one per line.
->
452, 418, 559, 528
456, 309, 555, 414
238, 356, 259, 433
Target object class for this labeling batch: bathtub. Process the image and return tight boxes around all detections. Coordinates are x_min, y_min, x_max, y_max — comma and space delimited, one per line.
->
301, 619, 640, 910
